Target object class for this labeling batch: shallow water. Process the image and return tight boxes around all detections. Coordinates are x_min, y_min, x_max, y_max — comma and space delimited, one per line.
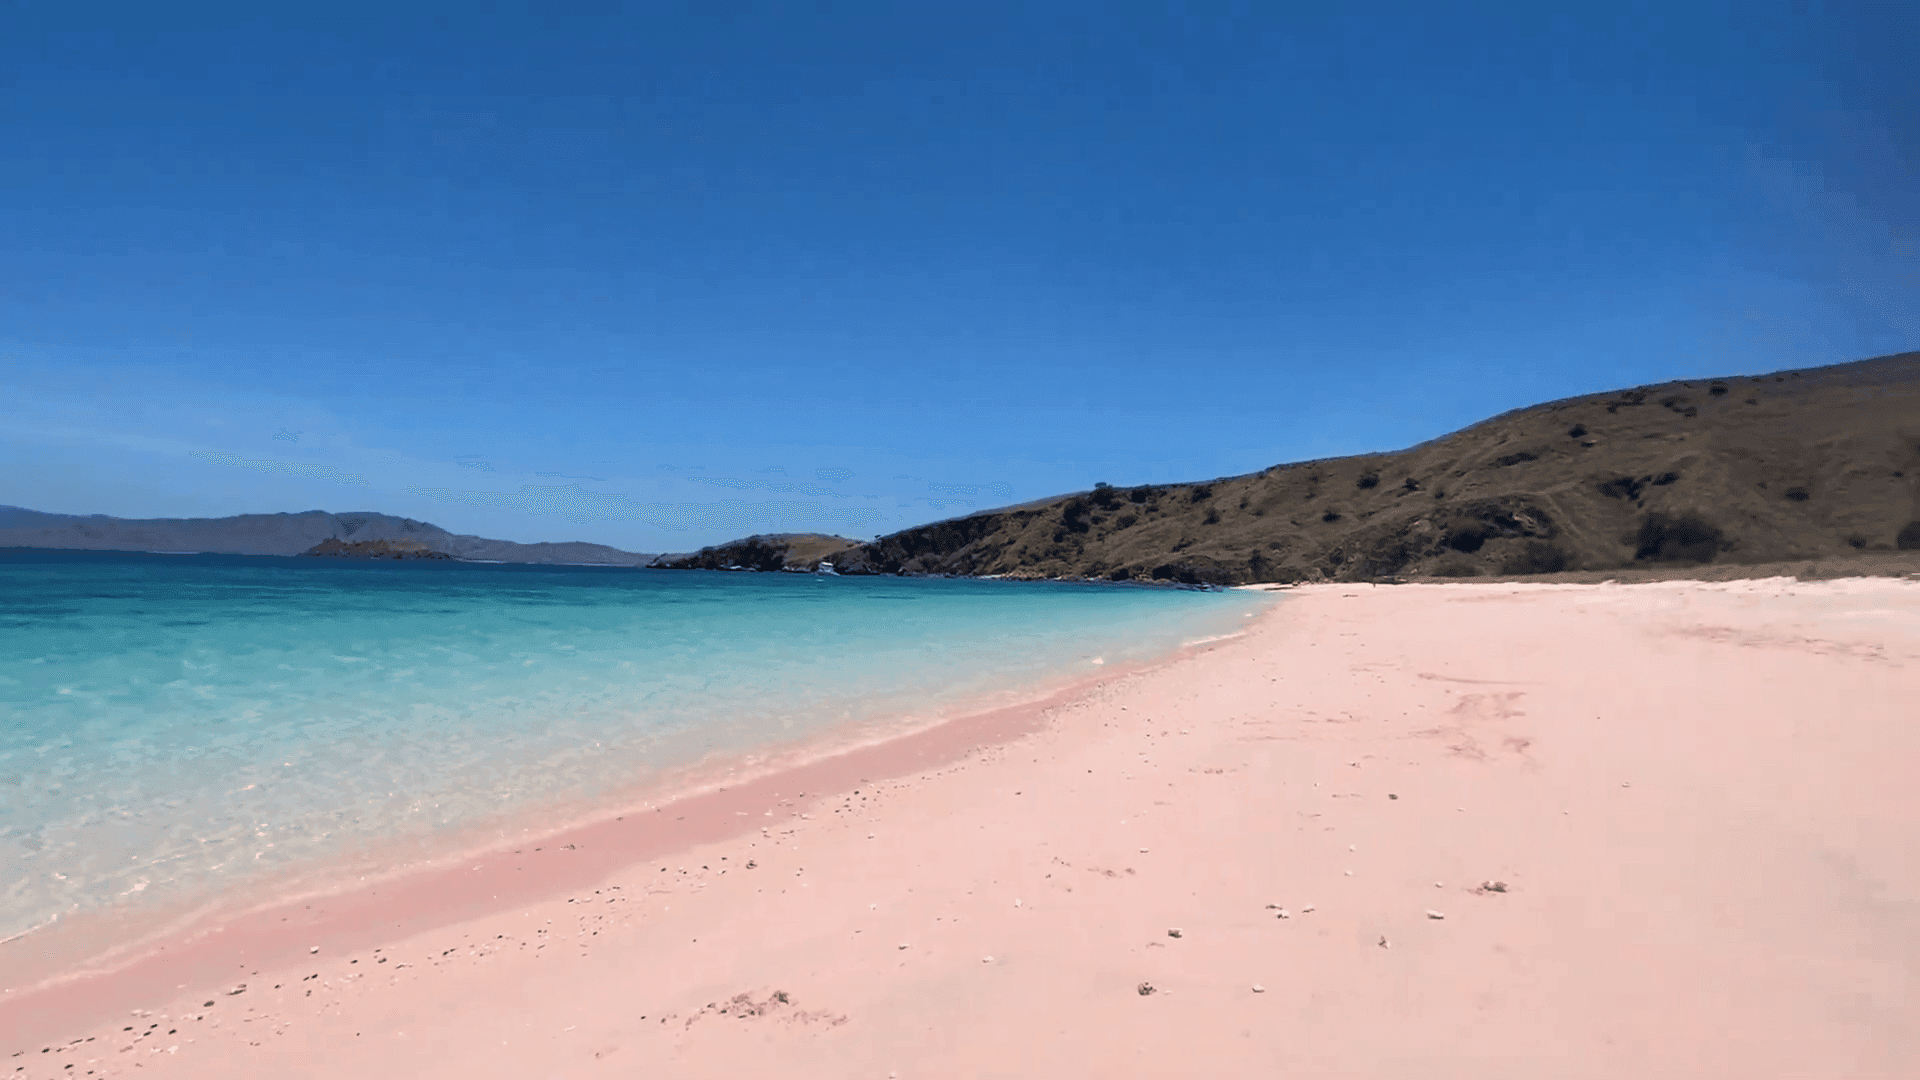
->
0, 550, 1266, 944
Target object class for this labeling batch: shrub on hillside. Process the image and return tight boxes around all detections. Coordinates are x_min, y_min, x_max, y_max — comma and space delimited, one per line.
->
1502, 540, 1569, 575
1634, 511, 1723, 563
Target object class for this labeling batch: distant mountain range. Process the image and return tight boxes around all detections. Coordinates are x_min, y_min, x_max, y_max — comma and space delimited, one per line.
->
0, 508, 656, 566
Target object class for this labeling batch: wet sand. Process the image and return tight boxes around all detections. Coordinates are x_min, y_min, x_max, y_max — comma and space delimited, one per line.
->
8, 577, 1918, 1078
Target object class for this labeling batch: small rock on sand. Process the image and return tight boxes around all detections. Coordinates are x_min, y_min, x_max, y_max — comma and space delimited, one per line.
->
309, 946, 319, 954
1426, 910, 1445, 919
982, 956, 993, 963
1252, 984, 1265, 993
1167, 928, 1183, 938
1301, 904, 1315, 913
1275, 909, 1289, 919
1137, 981, 1156, 996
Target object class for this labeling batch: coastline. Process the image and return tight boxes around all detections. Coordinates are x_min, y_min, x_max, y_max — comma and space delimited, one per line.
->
10, 573, 1917, 1078
0, 605, 1263, 1046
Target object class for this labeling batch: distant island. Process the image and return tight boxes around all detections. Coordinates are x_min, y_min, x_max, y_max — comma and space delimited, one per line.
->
303, 538, 454, 560
0, 507, 655, 567
7, 350, 1917, 584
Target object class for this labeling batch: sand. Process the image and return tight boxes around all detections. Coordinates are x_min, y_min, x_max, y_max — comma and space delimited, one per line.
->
7, 577, 1917, 1078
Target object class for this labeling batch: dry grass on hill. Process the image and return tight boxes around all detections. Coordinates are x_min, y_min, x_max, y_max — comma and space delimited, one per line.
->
819, 350, 1920, 585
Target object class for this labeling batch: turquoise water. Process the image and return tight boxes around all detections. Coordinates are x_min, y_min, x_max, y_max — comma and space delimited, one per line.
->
0, 550, 1266, 945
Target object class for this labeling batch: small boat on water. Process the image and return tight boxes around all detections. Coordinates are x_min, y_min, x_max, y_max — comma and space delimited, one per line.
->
816, 560, 839, 575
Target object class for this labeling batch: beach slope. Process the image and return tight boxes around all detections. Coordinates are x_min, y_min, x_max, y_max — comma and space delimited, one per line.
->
10, 577, 1917, 1078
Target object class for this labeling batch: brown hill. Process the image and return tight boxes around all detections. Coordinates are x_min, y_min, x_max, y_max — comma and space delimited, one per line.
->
651, 533, 861, 572
823, 350, 1920, 585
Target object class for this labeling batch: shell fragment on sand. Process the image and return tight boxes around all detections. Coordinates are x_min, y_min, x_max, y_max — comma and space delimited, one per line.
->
1137, 981, 1156, 996
1427, 909, 1446, 919
1252, 984, 1266, 993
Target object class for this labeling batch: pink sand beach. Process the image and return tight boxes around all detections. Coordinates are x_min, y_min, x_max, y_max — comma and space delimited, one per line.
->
7, 576, 1917, 1078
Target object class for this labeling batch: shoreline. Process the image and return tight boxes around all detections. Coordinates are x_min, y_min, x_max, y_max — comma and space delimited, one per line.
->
0, 607, 1265, 1046
11, 572, 1916, 1078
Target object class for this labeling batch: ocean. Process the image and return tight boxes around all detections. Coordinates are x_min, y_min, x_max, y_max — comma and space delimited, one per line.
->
0, 549, 1268, 957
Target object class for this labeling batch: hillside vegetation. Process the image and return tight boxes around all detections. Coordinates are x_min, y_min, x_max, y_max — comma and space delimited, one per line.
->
681, 350, 1918, 585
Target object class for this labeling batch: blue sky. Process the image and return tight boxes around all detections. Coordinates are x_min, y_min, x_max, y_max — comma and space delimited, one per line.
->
3, 2, 1914, 553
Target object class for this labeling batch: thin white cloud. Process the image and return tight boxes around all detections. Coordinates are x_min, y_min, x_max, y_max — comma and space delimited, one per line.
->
187, 451, 370, 485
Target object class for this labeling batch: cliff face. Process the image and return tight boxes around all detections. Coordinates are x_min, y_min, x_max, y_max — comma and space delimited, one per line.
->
830, 350, 1920, 585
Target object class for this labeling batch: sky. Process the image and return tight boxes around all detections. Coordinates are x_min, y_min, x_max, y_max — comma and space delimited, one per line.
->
3, 2, 1915, 553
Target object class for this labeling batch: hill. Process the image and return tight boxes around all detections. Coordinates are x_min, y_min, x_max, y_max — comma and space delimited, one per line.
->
816, 350, 1919, 585
0, 508, 656, 567
303, 538, 454, 560
650, 533, 861, 572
